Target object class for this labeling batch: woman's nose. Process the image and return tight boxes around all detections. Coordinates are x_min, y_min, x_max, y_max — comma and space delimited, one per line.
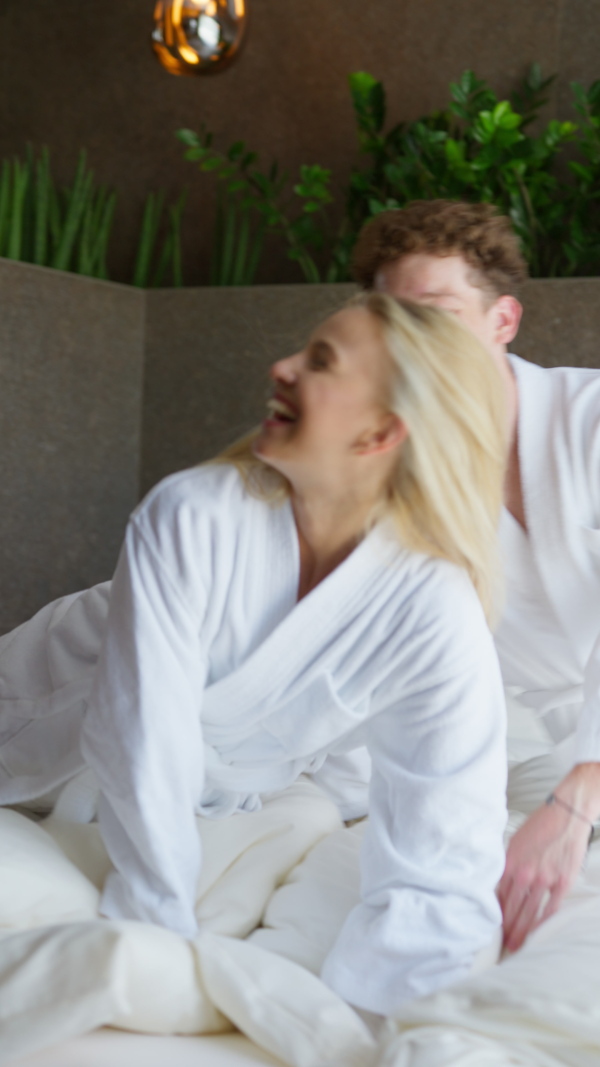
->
269, 351, 300, 383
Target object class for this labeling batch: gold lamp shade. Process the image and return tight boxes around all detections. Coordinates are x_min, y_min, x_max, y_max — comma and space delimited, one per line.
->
152, 0, 247, 76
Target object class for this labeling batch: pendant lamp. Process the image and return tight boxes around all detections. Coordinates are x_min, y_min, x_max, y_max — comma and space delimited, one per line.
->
152, 0, 247, 75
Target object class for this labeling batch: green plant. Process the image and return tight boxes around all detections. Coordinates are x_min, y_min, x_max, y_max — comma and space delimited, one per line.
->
7, 67, 600, 289
560, 80, 600, 275
177, 127, 334, 283
178, 66, 596, 283
132, 189, 187, 288
343, 66, 577, 278
0, 148, 118, 278
0, 146, 185, 287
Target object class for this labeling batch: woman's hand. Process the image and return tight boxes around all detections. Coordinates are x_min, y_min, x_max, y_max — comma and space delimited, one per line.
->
499, 762, 600, 952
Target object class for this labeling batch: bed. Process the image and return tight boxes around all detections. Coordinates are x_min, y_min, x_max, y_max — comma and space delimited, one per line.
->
4, 706, 600, 1067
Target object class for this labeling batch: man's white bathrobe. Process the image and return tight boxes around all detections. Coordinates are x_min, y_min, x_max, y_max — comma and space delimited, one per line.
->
497, 355, 600, 779
0, 464, 507, 1014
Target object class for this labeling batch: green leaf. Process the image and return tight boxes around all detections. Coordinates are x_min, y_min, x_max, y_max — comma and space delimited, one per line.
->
569, 160, 593, 182
33, 148, 51, 266
349, 71, 386, 138
52, 151, 92, 271
168, 191, 186, 287
132, 191, 165, 287
176, 129, 200, 147
227, 141, 245, 161
200, 157, 224, 172
7, 158, 30, 261
445, 137, 466, 165
184, 147, 207, 162
0, 160, 11, 257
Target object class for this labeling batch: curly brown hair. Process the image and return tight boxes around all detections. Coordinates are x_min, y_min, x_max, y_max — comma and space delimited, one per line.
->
352, 200, 528, 301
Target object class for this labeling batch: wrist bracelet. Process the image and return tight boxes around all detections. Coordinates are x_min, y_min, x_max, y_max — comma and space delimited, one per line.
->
546, 791, 596, 846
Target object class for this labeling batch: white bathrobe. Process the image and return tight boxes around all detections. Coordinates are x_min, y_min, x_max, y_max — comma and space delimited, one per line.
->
496, 355, 600, 771
0, 464, 507, 1014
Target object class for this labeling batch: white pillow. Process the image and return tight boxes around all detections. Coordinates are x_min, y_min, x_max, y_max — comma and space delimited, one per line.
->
197, 932, 378, 1067
0, 809, 99, 928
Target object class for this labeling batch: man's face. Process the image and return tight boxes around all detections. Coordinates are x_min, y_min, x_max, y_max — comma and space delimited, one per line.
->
375, 252, 514, 367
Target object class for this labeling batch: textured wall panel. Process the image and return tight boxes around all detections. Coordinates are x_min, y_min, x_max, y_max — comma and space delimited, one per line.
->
2, 266, 600, 632
0, 260, 144, 632
141, 283, 356, 492
141, 278, 600, 495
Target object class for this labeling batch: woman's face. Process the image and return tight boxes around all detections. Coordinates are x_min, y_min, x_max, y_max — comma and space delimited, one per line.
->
254, 307, 398, 491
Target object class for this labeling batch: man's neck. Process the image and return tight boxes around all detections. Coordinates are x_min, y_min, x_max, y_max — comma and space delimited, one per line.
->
501, 352, 526, 530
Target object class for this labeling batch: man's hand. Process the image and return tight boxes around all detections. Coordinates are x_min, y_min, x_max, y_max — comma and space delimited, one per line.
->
499, 762, 600, 952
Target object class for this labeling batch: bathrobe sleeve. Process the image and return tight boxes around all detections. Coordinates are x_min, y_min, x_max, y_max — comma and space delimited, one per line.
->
572, 381, 600, 764
80, 497, 209, 939
511, 360, 600, 766
576, 639, 600, 762
308, 749, 371, 821
321, 570, 507, 1016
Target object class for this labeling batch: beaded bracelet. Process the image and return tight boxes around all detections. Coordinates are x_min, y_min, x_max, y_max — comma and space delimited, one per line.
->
546, 791, 596, 846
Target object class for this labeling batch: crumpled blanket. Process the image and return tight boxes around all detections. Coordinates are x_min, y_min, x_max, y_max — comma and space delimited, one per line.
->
4, 748, 600, 1067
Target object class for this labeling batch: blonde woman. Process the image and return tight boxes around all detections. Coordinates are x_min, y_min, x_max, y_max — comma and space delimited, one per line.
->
0, 294, 508, 1016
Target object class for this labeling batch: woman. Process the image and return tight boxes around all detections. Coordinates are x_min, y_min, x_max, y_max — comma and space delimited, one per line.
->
0, 293, 508, 1016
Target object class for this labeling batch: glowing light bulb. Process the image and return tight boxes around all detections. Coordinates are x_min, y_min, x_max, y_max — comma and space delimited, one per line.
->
152, 0, 247, 76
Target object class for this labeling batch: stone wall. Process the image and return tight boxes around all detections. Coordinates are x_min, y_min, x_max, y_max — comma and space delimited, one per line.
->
2, 259, 600, 631
0, 260, 144, 632
140, 278, 600, 490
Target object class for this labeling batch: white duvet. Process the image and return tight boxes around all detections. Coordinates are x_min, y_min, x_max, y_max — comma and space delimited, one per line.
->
3, 754, 600, 1067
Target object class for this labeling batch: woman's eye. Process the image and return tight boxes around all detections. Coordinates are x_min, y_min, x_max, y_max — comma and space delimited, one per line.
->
306, 340, 334, 371
309, 354, 328, 370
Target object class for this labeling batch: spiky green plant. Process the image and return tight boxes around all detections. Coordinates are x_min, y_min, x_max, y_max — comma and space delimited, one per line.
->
0, 147, 118, 279
132, 189, 187, 288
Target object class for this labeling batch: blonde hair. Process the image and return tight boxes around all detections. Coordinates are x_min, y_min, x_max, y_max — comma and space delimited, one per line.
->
219, 292, 507, 621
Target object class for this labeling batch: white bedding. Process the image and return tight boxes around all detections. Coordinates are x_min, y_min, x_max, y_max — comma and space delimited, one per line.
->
4, 740, 600, 1067
15, 1031, 286, 1067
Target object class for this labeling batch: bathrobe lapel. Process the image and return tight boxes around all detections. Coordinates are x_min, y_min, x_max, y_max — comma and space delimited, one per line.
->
510, 354, 599, 662
201, 523, 400, 749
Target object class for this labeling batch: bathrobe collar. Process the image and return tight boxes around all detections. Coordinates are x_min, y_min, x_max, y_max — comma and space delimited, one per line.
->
509, 353, 592, 657
202, 518, 401, 731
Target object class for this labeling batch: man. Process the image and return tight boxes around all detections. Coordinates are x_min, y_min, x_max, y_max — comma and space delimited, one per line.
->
352, 199, 600, 952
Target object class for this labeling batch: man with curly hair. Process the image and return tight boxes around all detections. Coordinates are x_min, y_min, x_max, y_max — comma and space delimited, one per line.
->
354, 199, 600, 953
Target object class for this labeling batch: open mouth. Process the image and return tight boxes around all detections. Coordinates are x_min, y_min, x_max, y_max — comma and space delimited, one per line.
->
265, 395, 299, 424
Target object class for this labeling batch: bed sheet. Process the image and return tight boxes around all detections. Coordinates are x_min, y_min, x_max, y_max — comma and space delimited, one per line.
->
6, 709, 600, 1067
13, 1029, 285, 1067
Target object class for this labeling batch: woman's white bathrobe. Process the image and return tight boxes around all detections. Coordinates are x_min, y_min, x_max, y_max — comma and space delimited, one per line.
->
0, 464, 507, 1014
496, 355, 600, 770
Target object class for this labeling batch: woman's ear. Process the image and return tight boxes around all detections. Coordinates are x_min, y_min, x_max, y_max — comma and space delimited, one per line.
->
354, 413, 408, 456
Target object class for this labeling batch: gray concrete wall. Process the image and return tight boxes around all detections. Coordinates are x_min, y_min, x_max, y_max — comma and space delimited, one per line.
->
517, 279, 600, 370
139, 278, 600, 492
141, 284, 355, 493
2, 262, 600, 632
0, 260, 144, 633
0, 1, 598, 286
